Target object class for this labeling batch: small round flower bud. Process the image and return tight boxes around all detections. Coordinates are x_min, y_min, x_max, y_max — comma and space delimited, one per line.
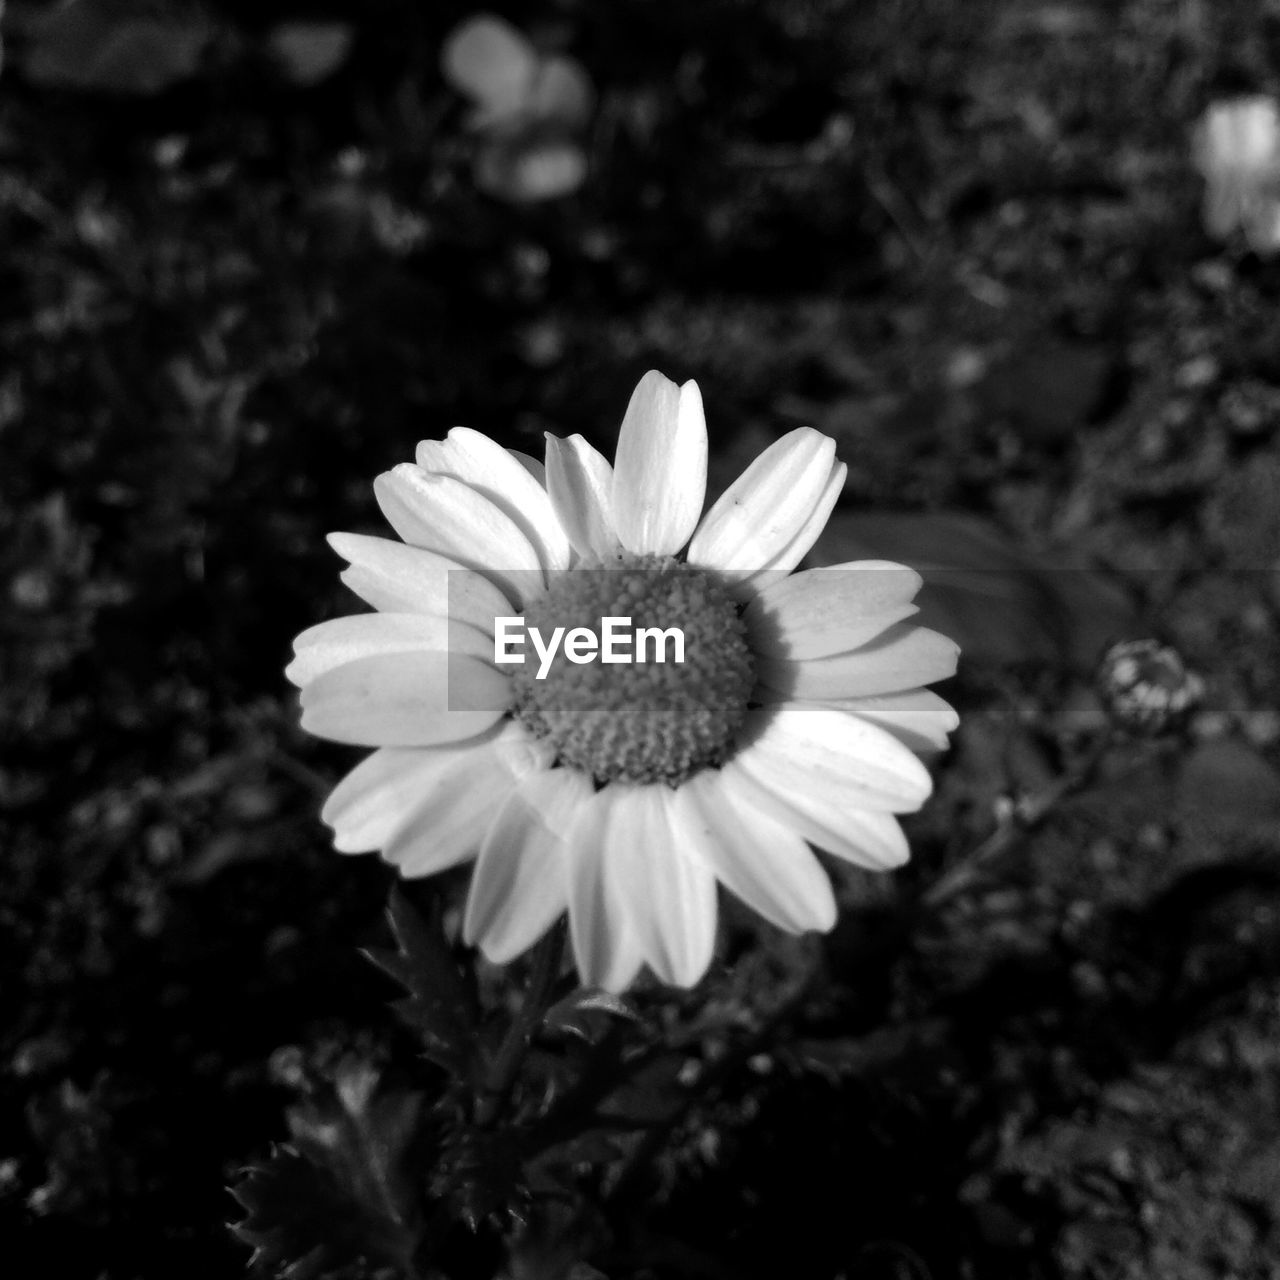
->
1096, 639, 1204, 733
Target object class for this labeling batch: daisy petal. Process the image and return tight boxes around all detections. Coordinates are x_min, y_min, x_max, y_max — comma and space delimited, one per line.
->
722, 753, 910, 869
611, 371, 707, 555
823, 690, 959, 754
744, 459, 846, 583
598, 922, 644, 993
836, 810, 910, 868
299, 651, 510, 747
757, 622, 960, 700
602, 786, 717, 987
381, 731, 552, 877
744, 560, 923, 660
463, 768, 591, 962
327, 533, 514, 627
321, 724, 516, 851
737, 704, 933, 813
671, 771, 836, 933
544, 433, 619, 558
373, 465, 545, 605
687, 428, 835, 579
416, 427, 571, 571
564, 792, 645, 991
508, 450, 546, 484
286, 613, 494, 687
321, 747, 456, 852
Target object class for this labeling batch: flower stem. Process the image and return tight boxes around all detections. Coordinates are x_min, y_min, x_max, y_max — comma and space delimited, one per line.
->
474, 924, 565, 1128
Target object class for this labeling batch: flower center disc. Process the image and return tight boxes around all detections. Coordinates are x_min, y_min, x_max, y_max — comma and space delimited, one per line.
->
511, 554, 756, 786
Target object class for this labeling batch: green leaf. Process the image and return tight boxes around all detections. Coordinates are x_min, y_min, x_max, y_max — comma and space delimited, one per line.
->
230, 1057, 425, 1277
363, 888, 479, 1076
230, 1144, 404, 1280
1175, 739, 1280, 843
543, 988, 637, 1043
813, 511, 1136, 669
434, 1124, 526, 1232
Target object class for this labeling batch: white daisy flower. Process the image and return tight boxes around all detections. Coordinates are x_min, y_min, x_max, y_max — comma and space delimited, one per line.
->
1193, 95, 1280, 253
287, 372, 959, 991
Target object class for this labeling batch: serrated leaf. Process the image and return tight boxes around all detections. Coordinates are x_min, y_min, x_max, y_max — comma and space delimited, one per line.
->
230, 1060, 426, 1276
434, 1124, 527, 1231
363, 888, 478, 1075
229, 1144, 400, 1279
812, 511, 1136, 669
285, 1061, 423, 1256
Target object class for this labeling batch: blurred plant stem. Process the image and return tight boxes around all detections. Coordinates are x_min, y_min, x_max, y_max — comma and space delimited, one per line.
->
923, 729, 1118, 912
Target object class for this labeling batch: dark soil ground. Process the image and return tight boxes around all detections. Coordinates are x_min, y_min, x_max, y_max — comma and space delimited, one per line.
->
3, 1, 1280, 1277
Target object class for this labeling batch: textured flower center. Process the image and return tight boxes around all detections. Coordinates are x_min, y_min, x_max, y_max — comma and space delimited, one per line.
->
511, 554, 755, 786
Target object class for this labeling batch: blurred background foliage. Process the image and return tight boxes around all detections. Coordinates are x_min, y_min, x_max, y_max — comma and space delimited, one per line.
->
2, 0, 1280, 1276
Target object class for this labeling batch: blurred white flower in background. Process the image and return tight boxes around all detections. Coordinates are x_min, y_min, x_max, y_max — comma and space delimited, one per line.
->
441, 13, 594, 204
1193, 94, 1280, 254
